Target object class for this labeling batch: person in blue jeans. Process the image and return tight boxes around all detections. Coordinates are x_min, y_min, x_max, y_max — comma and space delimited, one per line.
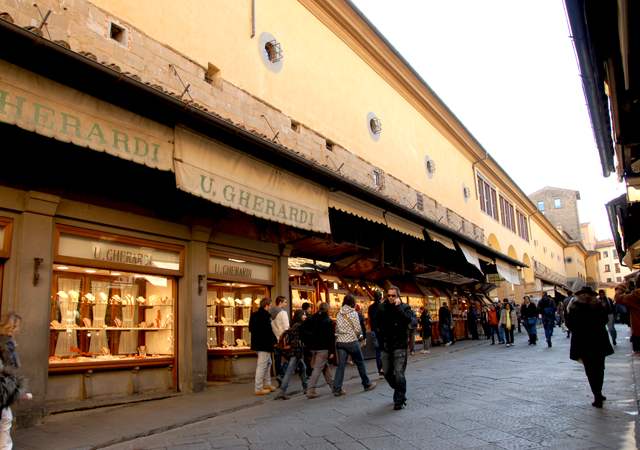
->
521, 296, 538, 345
538, 293, 556, 348
333, 295, 376, 396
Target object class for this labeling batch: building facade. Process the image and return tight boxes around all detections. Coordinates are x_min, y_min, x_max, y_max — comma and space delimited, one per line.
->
529, 187, 582, 241
596, 240, 633, 286
0, 0, 583, 423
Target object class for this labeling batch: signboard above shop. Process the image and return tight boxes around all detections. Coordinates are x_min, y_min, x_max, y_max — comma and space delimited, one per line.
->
55, 226, 183, 274
174, 127, 331, 234
208, 254, 274, 285
0, 60, 174, 171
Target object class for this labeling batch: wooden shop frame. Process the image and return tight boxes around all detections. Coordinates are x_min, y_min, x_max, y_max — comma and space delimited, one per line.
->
49, 224, 182, 388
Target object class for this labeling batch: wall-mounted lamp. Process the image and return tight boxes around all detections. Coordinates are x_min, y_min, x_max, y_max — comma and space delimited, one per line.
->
198, 274, 206, 295
33, 257, 43, 286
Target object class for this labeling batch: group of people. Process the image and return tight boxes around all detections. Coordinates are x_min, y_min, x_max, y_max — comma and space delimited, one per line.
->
248, 287, 416, 410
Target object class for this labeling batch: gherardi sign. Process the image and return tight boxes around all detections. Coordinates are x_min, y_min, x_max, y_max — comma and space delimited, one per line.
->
175, 127, 331, 233
0, 60, 173, 170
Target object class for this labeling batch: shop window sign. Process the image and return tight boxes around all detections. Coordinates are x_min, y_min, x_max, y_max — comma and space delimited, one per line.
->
208, 256, 272, 284
58, 233, 180, 271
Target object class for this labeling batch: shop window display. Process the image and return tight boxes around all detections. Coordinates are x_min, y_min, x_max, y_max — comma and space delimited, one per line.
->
49, 266, 175, 367
207, 282, 268, 351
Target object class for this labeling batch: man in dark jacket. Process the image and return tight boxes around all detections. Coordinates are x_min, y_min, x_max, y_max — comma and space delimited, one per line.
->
376, 286, 414, 410
249, 298, 277, 395
368, 290, 384, 377
302, 302, 335, 399
419, 307, 432, 353
538, 293, 556, 348
438, 302, 453, 346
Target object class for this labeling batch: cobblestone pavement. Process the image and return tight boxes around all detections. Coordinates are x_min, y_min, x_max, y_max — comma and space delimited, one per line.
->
107, 327, 639, 450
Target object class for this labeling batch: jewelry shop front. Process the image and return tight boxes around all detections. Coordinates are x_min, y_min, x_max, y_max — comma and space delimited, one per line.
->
207, 250, 276, 381
47, 225, 184, 403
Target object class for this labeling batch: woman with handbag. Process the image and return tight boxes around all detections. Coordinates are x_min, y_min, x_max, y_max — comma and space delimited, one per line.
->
332, 294, 376, 396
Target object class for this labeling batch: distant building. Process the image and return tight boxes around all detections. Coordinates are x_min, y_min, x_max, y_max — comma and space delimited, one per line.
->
529, 187, 582, 241
595, 240, 633, 287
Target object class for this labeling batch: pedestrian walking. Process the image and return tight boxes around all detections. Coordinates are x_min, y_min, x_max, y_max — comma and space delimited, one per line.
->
521, 296, 538, 345
538, 292, 556, 348
499, 302, 516, 347
566, 286, 614, 408
0, 313, 31, 449
614, 278, 640, 352
301, 302, 334, 399
467, 304, 479, 340
497, 301, 507, 344
598, 290, 617, 346
250, 298, 277, 395
562, 291, 575, 338
438, 302, 453, 346
516, 303, 522, 333
368, 290, 384, 378
270, 296, 290, 382
377, 286, 414, 410
487, 303, 500, 344
274, 314, 308, 400
419, 307, 432, 353
332, 294, 376, 396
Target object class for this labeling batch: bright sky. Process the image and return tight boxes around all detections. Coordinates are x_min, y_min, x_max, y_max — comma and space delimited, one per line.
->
351, 0, 625, 241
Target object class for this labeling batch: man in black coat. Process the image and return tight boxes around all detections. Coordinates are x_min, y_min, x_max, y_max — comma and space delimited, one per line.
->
249, 297, 277, 395
566, 286, 614, 408
376, 286, 414, 410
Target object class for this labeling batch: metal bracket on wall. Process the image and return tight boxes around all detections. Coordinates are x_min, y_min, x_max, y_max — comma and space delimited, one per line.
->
33, 257, 43, 286
198, 274, 206, 295
33, 4, 52, 39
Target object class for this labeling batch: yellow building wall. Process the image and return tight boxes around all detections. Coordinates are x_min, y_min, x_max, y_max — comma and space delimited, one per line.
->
563, 246, 586, 279
89, 0, 568, 276
86, 0, 489, 231
529, 220, 565, 274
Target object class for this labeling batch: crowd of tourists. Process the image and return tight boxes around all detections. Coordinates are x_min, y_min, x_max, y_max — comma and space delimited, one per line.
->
248, 286, 414, 410
248, 274, 640, 413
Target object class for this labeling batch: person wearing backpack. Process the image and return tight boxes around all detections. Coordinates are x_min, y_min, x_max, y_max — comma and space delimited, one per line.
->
249, 298, 277, 395
302, 302, 335, 399
538, 293, 556, 348
332, 294, 376, 396
274, 313, 308, 400
377, 286, 414, 410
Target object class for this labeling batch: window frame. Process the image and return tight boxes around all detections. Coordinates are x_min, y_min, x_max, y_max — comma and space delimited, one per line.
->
515, 209, 530, 241
553, 198, 562, 209
499, 195, 516, 233
537, 201, 545, 212
604, 264, 611, 272
476, 173, 498, 221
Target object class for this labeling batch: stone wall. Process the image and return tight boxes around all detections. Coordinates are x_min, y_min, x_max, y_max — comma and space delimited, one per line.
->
0, 0, 484, 245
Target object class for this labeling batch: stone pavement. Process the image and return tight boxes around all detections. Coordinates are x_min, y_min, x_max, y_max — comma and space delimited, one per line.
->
17, 327, 640, 449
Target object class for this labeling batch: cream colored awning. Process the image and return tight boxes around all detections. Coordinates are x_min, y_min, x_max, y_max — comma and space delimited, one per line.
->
328, 192, 424, 239
496, 260, 521, 285
459, 243, 482, 271
174, 127, 330, 233
328, 192, 385, 225
428, 231, 456, 250
385, 213, 424, 240
0, 60, 174, 170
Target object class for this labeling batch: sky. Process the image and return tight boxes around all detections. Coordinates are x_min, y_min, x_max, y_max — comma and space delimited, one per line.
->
350, 0, 625, 241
